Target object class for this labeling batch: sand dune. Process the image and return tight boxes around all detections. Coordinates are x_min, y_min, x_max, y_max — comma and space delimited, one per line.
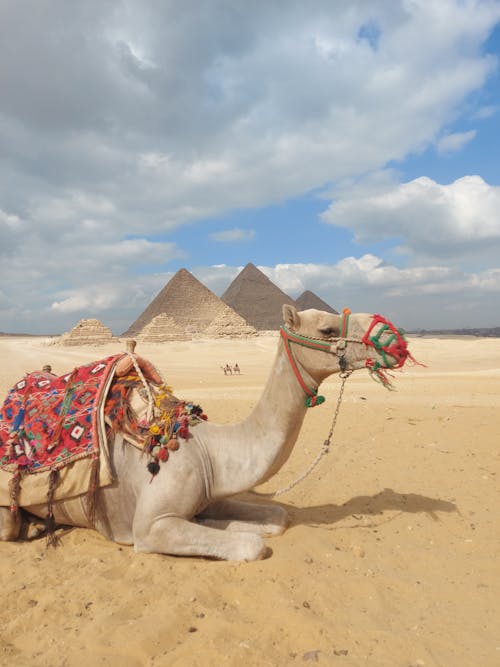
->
0, 334, 499, 666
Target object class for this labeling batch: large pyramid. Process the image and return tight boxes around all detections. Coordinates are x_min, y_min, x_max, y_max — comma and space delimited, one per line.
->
124, 268, 253, 336
221, 263, 296, 330
295, 290, 338, 314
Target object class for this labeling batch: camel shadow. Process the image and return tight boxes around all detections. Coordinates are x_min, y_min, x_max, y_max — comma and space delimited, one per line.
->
249, 487, 457, 528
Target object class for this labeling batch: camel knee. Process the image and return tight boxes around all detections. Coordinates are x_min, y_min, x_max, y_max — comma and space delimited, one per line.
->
0, 508, 22, 541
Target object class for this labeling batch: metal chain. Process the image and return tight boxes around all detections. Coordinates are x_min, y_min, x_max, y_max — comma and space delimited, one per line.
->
266, 369, 352, 497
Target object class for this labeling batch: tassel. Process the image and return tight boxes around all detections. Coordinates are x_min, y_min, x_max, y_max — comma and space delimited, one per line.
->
305, 394, 325, 408
9, 469, 21, 515
86, 454, 100, 529
147, 460, 160, 477
46, 468, 60, 547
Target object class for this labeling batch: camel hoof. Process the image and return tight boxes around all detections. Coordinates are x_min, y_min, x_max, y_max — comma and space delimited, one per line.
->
238, 533, 267, 561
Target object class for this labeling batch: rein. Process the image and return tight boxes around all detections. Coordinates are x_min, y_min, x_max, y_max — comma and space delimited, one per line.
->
265, 370, 351, 497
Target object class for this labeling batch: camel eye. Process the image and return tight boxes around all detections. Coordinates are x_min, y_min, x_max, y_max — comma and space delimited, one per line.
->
319, 327, 336, 337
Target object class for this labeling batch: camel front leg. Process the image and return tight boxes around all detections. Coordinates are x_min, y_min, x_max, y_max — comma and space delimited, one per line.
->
133, 514, 269, 561
197, 498, 289, 536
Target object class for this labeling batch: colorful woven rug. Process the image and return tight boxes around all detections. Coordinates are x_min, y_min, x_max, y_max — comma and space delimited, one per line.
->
0, 355, 122, 474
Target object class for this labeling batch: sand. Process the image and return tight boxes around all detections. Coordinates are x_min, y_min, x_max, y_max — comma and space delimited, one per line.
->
0, 333, 499, 666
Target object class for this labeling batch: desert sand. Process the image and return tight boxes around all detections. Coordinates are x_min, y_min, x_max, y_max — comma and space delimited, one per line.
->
0, 333, 499, 666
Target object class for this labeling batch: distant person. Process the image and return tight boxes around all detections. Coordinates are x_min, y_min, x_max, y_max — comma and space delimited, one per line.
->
233, 363, 240, 374
42, 364, 52, 373
225, 364, 232, 375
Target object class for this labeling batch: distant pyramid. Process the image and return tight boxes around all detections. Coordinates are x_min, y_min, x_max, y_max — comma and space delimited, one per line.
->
124, 268, 252, 336
137, 314, 187, 342
59, 318, 114, 346
295, 290, 338, 314
221, 263, 296, 330
204, 305, 257, 337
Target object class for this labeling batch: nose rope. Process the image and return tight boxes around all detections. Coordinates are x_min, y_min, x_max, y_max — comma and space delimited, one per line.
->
362, 314, 423, 388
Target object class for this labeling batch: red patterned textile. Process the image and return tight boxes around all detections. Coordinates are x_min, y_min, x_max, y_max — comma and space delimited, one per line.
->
0, 355, 123, 474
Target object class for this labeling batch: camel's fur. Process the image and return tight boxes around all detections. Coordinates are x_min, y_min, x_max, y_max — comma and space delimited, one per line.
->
0, 306, 406, 560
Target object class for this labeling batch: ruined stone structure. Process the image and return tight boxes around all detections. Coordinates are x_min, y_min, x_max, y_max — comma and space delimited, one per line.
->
204, 305, 257, 338
59, 319, 114, 346
136, 314, 188, 342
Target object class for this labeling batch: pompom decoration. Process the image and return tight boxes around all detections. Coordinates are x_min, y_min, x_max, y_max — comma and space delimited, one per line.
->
305, 394, 325, 408
157, 448, 169, 462
147, 460, 160, 476
104, 375, 208, 478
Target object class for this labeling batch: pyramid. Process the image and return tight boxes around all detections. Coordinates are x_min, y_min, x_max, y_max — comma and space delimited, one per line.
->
221, 263, 296, 330
124, 268, 253, 336
295, 290, 338, 314
137, 314, 187, 342
59, 318, 114, 346
204, 305, 257, 338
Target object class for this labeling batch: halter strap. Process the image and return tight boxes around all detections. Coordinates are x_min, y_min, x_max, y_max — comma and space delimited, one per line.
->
279, 327, 326, 407
340, 307, 351, 338
280, 313, 361, 407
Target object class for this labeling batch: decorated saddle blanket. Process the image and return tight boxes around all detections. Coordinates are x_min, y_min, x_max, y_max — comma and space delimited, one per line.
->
0, 355, 122, 474
0, 352, 207, 512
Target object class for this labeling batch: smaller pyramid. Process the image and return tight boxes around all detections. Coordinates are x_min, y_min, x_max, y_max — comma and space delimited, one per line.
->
295, 290, 338, 314
59, 319, 114, 346
204, 305, 257, 337
221, 263, 296, 330
137, 314, 187, 342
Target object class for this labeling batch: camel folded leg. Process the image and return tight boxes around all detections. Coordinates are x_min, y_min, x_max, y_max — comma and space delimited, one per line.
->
133, 514, 269, 561
197, 498, 289, 536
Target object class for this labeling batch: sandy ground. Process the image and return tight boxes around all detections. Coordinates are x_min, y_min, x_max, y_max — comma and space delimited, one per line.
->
0, 333, 499, 667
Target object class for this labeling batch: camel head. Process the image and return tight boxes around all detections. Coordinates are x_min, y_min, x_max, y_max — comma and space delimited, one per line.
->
281, 305, 414, 403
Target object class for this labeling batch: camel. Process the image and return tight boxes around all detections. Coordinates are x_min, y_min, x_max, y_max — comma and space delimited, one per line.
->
0, 306, 413, 560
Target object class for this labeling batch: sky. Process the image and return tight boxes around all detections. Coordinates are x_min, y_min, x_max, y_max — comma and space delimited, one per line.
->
1, 0, 500, 335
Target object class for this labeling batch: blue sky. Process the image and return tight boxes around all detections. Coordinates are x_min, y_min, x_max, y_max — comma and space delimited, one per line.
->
1, 1, 500, 334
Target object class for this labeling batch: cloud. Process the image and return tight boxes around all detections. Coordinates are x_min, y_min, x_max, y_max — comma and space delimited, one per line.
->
436, 129, 477, 154
0, 2, 499, 333
245, 258, 500, 329
322, 175, 500, 262
209, 228, 255, 242
1, 1, 499, 231
472, 104, 499, 119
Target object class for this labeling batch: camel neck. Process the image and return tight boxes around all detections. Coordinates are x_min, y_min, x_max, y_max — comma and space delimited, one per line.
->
203, 337, 316, 498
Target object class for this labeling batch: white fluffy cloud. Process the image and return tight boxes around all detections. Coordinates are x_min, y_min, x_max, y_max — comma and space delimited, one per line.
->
322, 175, 500, 263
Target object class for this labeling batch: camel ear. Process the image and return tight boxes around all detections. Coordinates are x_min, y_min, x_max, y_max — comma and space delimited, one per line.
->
282, 304, 300, 329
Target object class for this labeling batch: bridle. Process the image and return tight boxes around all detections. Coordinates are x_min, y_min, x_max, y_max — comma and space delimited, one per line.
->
280, 309, 412, 407
265, 309, 415, 498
